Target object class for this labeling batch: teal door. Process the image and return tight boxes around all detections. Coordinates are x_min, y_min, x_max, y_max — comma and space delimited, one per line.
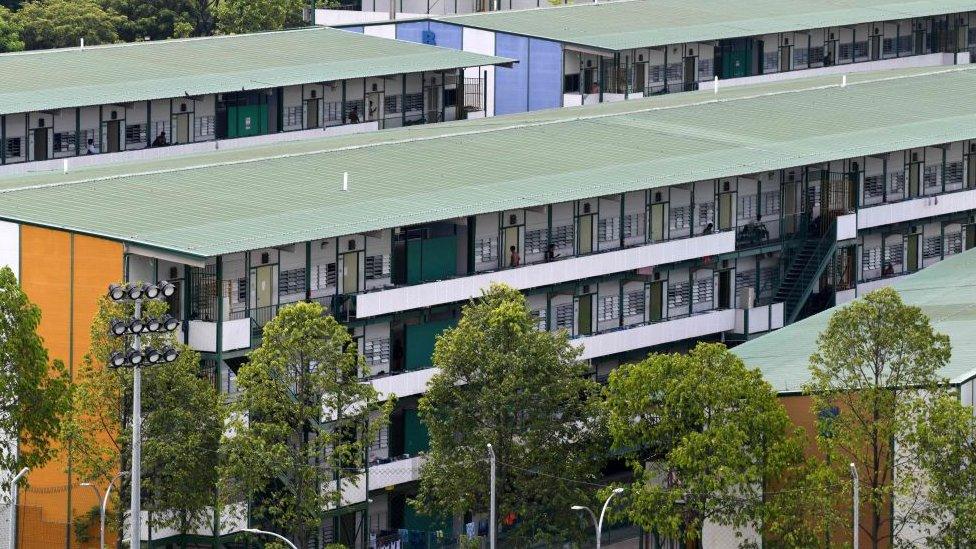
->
226, 104, 267, 138
403, 409, 430, 455
404, 318, 456, 371
406, 236, 458, 284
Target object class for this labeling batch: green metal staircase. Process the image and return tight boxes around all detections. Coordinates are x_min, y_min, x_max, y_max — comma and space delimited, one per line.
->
774, 220, 837, 324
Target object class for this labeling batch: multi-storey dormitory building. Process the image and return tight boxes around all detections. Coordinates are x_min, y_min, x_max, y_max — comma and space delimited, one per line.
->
2, 66, 976, 547
337, 0, 976, 115
732, 246, 976, 549
0, 26, 509, 174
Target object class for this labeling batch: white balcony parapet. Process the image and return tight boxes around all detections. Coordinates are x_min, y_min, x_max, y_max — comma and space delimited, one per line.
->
368, 367, 439, 400
835, 288, 857, 305
356, 231, 736, 318
574, 309, 736, 360
857, 274, 910, 296
334, 455, 426, 505
732, 303, 784, 335
857, 189, 976, 230
836, 213, 857, 241
187, 318, 251, 353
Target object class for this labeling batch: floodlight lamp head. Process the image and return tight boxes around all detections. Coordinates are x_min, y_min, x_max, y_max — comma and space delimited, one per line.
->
110, 319, 128, 336
142, 283, 160, 300
146, 317, 162, 332
108, 351, 126, 368
126, 284, 143, 300
144, 347, 162, 364
158, 280, 176, 298
162, 347, 179, 363
160, 314, 179, 332
108, 284, 126, 301
128, 317, 145, 334
126, 350, 143, 365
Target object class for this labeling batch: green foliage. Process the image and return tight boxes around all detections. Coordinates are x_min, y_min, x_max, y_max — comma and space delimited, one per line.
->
215, 0, 304, 35
906, 393, 976, 546
0, 5, 23, 52
415, 283, 606, 545
14, 0, 124, 49
98, 0, 217, 41
72, 505, 100, 543
805, 287, 951, 548
0, 266, 70, 500
604, 342, 823, 547
221, 301, 392, 548
60, 290, 224, 535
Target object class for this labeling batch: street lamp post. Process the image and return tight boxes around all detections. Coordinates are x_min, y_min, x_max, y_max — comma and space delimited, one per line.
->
850, 462, 859, 549
242, 527, 299, 549
83, 471, 128, 549
106, 281, 179, 549
571, 487, 624, 549
7, 467, 27, 549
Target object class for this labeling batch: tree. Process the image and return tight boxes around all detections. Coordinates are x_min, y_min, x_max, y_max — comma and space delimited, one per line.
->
415, 284, 606, 545
221, 301, 392, 548
215, 0, 304, 35
60, 292, 223, 536
604, 342, 824, 547
805, 287, 951, 549
905, 393, 976, 546
0, 6, 23, 52
14, 0, 124, 50
98, 0, 217, 41
0, 266, 70, 499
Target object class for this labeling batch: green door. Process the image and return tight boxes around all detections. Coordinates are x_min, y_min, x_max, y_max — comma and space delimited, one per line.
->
226, 104, 268, 138
403, 409, 430, 455
577, 294, 593, 336
648, 281, 664, 322
907, 234, 920, 272
406, 236, 458, 284
404, 318, 456, 371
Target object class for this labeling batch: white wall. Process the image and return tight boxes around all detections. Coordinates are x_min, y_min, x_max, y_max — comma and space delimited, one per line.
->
857, 188, 976, 230
0, 221, 19, 279
463, 27, 496, 117
575, 309, 735, 359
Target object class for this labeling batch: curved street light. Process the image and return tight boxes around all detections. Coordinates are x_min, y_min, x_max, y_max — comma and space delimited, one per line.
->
7, 467, 28, 549
242, 527, 299, 549
571, 487, 624, 549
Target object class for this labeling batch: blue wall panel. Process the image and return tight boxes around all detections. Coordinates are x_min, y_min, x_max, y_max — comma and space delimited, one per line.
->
341, 26, 364, 33
395, 21, 462, 49
494, 33, 530, 115
527, 38, 562, 111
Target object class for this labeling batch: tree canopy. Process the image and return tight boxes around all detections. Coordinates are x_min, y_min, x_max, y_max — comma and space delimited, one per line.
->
221, 301, 392, 548
0, 5, 23, 52
60, 291, 223, 535
805, 286, 951, 548
415, 284, 606, 545
13, 0, 124, 50
215, 0, 305, 35
0, 266, 70, 498
604, 342, 825, 547
99, 0, 217, 41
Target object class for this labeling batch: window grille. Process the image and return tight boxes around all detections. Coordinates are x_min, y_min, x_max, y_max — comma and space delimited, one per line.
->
623, 290, 645, 317
345, 100, 365, 119
885, 243, 904, 267
946, 161, 964, 188
923, 165, 940, 188
404, 93, 424, 112
668, 281, 690, 310
670, 206, 689, 230
946, 232, 963, 255
758, 267, 778, 294
236, 278, 247, 303
195, 116, 215, 138
597, 217, 618, 243
530, 308, 547, 331
692, 278, 713, 304
475, 236, 498, 264
697, 203, 715, 227
883, 38, 895, 55
370, 425, 389, 451
279, 268, 305, 295
809, 47, 825, 65
853, 41, 868, 58
764, 52, 779, 71
666, 63, 682, 81
384, 94, 400, 114
897, 35, 913, 54
805, 186, 821, 211
762, 190, 781, 215
598, 295, 619, 321
736, 270, 755, 290
864, 175, 885, 198
285, 106, 303, 127
53, 131, 76, 153
551, 225, 575, 250
554, 303, 574, 331
623, 213, 645, 239
862, 247, 882, 271
889, 171, 906, 194
923, 236, 942, 259
364, 338, 390, 368
324, 101, 342, 122
839, 42, 853, 60
153, 121, 170, 143
125, 124, 146, 145
697, 58, 712, 81
364, 255, 390, 280
649, 65, 664, 83
738, 194, 758, 222
5, 137, 21, 158
793, 47, 809, 66
314, 263, 337, 289
525, 229, 545, 254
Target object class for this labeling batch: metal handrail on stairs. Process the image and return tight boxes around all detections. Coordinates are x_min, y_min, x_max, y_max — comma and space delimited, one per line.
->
780, 220, 838, 324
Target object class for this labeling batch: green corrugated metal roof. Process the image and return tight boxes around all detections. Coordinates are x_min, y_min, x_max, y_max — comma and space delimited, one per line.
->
0, 66, 974, 258
734, 248, 976, 393
438, 0, 976, 51
0, 27, 510, 115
